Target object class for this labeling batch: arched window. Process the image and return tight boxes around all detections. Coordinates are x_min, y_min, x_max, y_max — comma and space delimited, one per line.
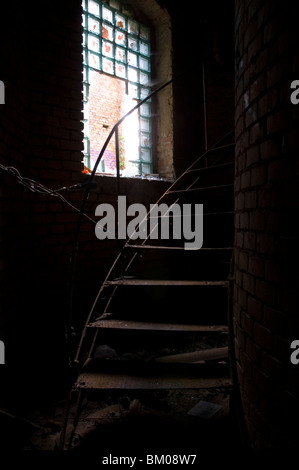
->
82, 0, 174, 180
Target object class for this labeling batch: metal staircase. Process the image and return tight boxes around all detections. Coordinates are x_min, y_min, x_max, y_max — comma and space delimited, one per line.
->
60, 139, 235, 449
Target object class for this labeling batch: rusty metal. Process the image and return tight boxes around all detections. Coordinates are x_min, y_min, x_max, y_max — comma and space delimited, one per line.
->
74, 371, 231, 391
87, 319, 228, 333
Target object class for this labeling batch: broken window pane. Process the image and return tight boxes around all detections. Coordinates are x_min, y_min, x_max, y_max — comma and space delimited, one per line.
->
128, 82, 139, 99
128, 67, 138, 83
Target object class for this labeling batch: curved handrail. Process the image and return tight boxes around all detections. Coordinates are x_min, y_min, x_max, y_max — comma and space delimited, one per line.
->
67, 75, 183, 354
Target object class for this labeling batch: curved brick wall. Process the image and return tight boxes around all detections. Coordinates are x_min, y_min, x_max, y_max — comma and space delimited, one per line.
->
234, 0, 299, 448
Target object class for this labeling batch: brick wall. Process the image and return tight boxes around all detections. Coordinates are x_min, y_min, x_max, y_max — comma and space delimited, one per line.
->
234, 0, 299, 448
0, 0, 169, 395
88, 73, 126, 170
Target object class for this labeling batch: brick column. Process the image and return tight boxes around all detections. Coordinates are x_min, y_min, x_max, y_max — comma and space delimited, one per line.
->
234, 0, 299, 448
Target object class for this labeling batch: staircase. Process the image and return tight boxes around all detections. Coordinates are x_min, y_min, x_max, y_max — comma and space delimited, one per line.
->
61, 140, 235, 449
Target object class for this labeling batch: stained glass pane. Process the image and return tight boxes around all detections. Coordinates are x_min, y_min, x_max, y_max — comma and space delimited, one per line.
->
140, 118, 150, 132
140, 41, 149, 56
102, 40, 113, 57
140, 103, 150, 116
127, 52, 137, 67
128, 83, 139, 99
139, 72, 149, 85
139, 57, 149, 71
128, 37, 138, 51
115, 47, 126, 62
88, 35, 100, 52
102, 23, 113, 41
115, 13, 126, 29
141, 148, 151, 162
88, 0, 100, 16
102, 6, 113, 23
141, 133, 150, 147
128, 67, 138, 83
88, 17, 100, 34
88, 52, 100, 69
115, 29, 126, 46
140, 25, 149, 40
116, 63, 126, 78
128, 20, 138, 36
102, 57, 114, 74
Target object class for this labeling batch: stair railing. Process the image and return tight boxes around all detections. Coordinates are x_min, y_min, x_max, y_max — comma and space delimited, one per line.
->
67, 70, 234, 364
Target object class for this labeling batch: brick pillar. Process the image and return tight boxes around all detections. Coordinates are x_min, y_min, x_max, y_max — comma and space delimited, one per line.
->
234, 0, 299, 448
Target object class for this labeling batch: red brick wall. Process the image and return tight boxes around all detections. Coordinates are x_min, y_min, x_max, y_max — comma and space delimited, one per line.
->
234, 0, 299, 448
88, 73, 127, 170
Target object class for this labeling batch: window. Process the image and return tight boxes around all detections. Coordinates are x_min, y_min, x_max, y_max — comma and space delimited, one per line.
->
82, 0, 152, 177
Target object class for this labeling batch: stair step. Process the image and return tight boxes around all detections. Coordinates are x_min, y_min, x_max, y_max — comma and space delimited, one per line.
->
166, 183, 234, 196
88, 319, 228, 333
156, 347, 229, 364
124, 245, 233, 252
105, 279, 229, 287
74, 371, 231, 391
185, 161, 234, 175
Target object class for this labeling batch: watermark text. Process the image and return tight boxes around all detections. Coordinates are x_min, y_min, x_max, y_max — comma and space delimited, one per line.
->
290, 80, 299, 104
290, 340, 299, 365
0, 80, 4, 104
95, 196, 203, 250
0, 340, 5, 365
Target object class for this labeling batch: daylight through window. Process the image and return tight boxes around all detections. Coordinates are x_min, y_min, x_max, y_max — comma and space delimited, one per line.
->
82, 0, 152, 177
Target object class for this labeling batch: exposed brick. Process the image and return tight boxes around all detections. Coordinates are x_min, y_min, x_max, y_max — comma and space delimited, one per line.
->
253, 322, 273, 351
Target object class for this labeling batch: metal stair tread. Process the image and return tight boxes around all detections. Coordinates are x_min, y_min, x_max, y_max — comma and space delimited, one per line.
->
87, 319, 229, 332
166, 183, 234, 195
185, 161, 234, 174
74, 370, 231, 391
124, 245, 233, 251
105, 279, 229, 287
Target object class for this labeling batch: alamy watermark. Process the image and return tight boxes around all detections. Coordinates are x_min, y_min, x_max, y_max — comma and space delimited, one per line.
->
95, 196, 203, 250
290, 340, 299, 365
0, 80, 5, 104
290, 80, 299, 104
0, 341, 5, 365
